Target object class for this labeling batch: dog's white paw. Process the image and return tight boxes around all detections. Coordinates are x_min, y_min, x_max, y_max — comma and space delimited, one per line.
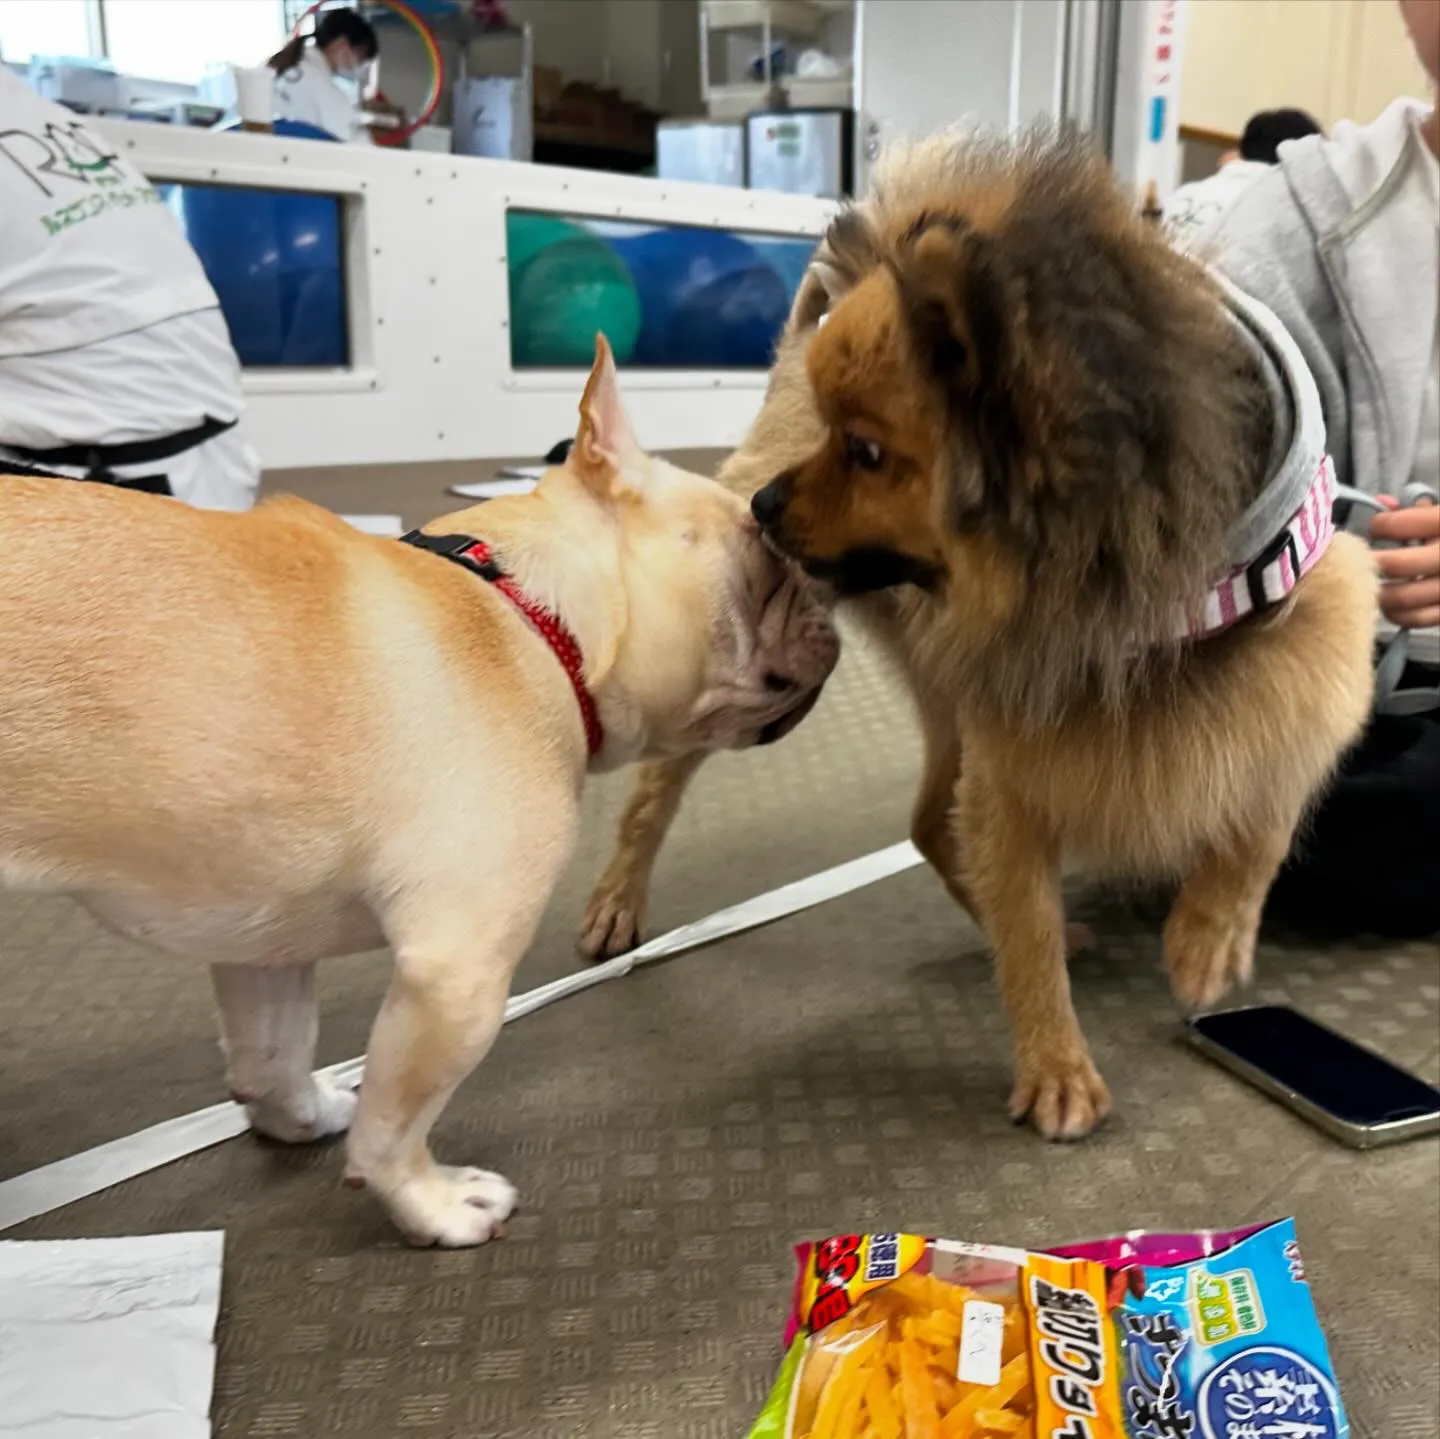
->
245, 1078, 357, 1144
387, 1166, 518, 1249
579, 883, 645, 961
1009, 1049, 1112, 1141
1164, 904, 1255, 1011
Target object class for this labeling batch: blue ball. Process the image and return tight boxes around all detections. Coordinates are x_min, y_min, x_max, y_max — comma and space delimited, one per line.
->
169, 185, 345, 366
609, 228, 793, 367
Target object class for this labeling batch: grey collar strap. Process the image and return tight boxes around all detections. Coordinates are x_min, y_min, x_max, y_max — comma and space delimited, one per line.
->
1210, 269, 1328, 569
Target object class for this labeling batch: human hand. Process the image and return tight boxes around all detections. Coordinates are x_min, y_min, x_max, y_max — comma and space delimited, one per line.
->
1371, 497, 1440, 629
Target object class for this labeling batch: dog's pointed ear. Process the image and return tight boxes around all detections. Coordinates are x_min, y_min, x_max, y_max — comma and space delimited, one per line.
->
892, 216, 1022, 524
791, 207, 880, 330
892, 216, 1011, 394
573, 334, 641, 496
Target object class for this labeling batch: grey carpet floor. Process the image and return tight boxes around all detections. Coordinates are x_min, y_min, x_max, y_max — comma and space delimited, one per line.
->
1, 461, 1435, 1439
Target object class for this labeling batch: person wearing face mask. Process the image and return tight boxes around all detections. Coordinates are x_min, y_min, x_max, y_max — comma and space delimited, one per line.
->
268, 8, 379, 143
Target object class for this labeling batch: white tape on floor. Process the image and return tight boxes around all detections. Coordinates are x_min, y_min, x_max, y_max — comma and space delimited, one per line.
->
0, 842, 922, 1232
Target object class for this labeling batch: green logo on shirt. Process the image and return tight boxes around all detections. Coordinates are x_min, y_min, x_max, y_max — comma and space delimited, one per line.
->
0, 116, 160, 237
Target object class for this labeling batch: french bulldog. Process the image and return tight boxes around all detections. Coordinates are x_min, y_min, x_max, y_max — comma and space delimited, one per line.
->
0, 336, 839, 1245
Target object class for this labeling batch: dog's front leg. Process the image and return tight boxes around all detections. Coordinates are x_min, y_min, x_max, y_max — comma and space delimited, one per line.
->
212, 963, 357, 1143
344, 895, 548, 1248
910, 697, 1094, 956
580, 753, 708, 959
958, 770, 1111, 1141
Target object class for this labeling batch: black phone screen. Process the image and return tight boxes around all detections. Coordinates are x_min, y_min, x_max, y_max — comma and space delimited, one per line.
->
1189, 1005, 1440, 1127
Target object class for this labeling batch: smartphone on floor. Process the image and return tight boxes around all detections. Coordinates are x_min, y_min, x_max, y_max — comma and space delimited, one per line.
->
1185, 1004, 1440, 1150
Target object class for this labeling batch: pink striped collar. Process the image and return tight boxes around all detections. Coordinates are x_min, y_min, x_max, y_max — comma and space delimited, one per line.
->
1176, 456, 1337, 641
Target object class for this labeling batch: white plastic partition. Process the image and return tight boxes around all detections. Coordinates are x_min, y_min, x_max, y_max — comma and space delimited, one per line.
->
96, 119, 836, 472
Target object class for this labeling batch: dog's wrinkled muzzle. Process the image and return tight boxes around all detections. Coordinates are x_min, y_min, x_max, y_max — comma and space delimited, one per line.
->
757, 685, 822, 745
745, 552, 839, 746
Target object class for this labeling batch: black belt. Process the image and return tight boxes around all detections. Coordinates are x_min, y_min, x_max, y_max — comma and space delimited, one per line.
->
0, 458, 172, 494
2, 414, 236, 471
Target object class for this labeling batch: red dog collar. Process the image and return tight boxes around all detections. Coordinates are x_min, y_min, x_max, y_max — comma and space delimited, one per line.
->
400, 530, 604, 758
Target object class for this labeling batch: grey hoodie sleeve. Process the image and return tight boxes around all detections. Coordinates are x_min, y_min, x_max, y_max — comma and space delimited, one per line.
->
1200, 168, 1355, 491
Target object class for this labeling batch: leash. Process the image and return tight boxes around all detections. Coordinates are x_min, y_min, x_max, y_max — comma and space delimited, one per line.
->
1334, 481, 1440, 716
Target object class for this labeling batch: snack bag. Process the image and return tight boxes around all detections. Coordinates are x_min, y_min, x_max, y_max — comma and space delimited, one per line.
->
747, 1218, 1347, 1439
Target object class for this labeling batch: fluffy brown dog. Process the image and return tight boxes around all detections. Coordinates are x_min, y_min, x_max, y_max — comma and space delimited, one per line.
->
580, 127, 1380, 1140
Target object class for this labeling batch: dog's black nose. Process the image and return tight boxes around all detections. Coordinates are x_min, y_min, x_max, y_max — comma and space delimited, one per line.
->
751, 481, 787, 529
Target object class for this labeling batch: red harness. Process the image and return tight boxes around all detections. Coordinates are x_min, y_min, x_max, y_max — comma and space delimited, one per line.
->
400, 530, 604, 759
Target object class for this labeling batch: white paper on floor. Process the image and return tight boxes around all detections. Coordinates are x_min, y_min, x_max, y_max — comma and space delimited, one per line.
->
340, 513, 406, 536
0, 1231, 223, 1439
447, 472, 542, 500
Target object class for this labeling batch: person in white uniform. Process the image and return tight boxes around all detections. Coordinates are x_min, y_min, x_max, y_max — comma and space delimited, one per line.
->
1165, 108, 1322, 252
268, 8, 378, 144
0, 65, 258, 510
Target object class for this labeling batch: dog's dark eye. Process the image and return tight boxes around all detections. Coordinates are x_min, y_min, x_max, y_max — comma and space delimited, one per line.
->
845, 435, 885, 472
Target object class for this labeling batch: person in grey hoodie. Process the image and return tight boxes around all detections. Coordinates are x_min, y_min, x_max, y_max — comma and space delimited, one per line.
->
1197, 0, 1439, 935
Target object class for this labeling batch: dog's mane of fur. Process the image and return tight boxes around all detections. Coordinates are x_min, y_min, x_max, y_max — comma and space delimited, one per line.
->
747, 124, 1278, 728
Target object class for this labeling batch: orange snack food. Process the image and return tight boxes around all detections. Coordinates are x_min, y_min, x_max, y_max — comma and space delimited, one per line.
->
746, 1221, 1350, 1439
749, 1234, 1110, 1439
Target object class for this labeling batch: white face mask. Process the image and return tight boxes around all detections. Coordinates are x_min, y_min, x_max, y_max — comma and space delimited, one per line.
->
327, 45, 368, 83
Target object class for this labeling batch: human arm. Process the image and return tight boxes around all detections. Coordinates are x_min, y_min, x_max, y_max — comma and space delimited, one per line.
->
1371, 498, 1440, 629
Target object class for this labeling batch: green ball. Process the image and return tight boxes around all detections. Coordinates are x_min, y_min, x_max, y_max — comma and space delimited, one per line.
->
507, 218, 641, 367
506, 212, 586, 273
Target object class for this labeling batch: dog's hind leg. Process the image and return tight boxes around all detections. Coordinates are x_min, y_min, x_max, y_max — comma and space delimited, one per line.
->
579, 752, 708, 959
212, 963, 357, 1143
958, 768, 1112, 1141
909, 699, 1095, 957
345, 869, 559, 1248
1164, 821, 1295, 1011
910, 699, 978, 918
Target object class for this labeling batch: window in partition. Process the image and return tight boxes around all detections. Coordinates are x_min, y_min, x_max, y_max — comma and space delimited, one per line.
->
506, 209, 818, 370
157, 181, 350, 369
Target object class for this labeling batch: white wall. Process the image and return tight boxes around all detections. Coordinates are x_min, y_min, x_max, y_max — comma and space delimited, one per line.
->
101, 118, 833, 471
854, 0, 1089, 191
856, 0, 1020, 157
1181, 0, 1430, 135
507, 0, 610, 86
508, 0, 703, 114
659, 0, 702, 116
605, 0, 663, 109
603, 0, 702, 116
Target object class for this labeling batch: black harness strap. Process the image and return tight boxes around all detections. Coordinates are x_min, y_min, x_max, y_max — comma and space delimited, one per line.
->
399, 529, 504, 581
